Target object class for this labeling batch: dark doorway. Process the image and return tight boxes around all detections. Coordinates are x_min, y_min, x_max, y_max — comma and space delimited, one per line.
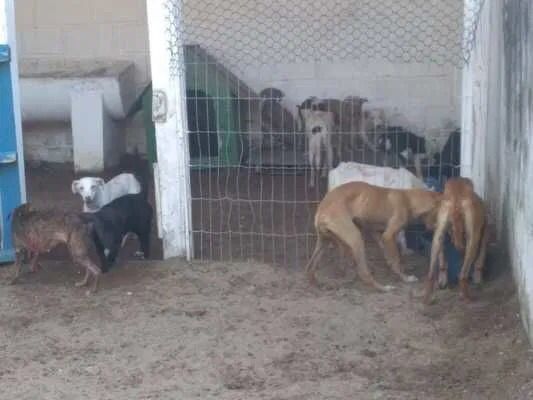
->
186, 89, 218, 159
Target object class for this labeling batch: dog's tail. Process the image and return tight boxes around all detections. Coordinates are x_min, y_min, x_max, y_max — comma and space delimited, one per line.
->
120, 146, 150, 199
450, 200, 465, 251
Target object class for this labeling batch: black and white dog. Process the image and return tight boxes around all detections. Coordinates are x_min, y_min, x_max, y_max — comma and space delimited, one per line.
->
80, 193, 153, 272
428, 128, 461, 181
376, 126, 427, 178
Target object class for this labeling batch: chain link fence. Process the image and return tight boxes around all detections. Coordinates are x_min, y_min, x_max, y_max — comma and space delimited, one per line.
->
160, 0, 484, 266
165, 0, 485, 76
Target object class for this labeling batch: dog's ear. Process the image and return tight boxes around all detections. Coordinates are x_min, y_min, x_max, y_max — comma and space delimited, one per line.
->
95, 178, 105, 187
72, 180, 80, 194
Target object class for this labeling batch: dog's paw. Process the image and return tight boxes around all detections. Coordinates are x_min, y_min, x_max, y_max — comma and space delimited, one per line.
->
405, 275, 418, 283
401, 248, 415, 256
134, 251, 145, 259
438, 273, 448, 289
472, 270, 482, 285
75, 280, 87, 288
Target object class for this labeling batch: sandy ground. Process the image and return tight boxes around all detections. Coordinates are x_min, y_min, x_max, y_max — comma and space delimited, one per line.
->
3, 161, 530, 399
1, 247, 532, 399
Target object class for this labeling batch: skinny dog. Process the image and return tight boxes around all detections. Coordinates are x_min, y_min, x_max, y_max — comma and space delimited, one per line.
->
10, 203, 102, 294
305, 181, 441, 291
423, 177, 488, 303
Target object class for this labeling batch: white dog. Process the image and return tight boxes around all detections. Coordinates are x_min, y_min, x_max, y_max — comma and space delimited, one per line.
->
328, 162, 431, 255
72, 173, 141, 213
299, 108, 337, 188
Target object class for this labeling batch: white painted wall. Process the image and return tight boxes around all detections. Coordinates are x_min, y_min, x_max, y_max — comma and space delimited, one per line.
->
463, 0, 533, 344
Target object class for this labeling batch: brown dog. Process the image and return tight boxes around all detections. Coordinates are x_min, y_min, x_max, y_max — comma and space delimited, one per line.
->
10, 203, 102, 294
305, 181, 441, 291
423, 177, 488, 303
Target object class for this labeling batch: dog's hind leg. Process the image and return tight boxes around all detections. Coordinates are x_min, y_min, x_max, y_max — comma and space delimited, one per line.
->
459, 210, 483, 301
328, 218, 394, 292
397, 230, 414, 256
423, 206, 449, 304
75, 259, 101, 295
29, 252, 41, 272
437, 247, 449, 289
75, 267, 90, 288
369, 230, 385, 250
105, 240, 121, 266
138, 229, 151, 259
472, 222, 488, 285
10, 246, 25, 284
382, 213, 417, 283
305, 233, 327, 285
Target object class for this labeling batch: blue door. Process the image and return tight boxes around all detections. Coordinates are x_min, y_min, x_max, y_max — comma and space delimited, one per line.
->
0, 44, 24, 263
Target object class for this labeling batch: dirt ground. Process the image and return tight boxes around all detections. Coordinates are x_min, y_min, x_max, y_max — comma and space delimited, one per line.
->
1, 253, 532, 399
1, 162, 532, 399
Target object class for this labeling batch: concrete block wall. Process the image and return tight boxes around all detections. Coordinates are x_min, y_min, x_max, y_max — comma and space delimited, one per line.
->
15, 0, 150, 91
14, 0, 150, 163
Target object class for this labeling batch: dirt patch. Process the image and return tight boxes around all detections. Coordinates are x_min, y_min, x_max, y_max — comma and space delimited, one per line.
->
12, 161, 532, 399
1, 255, 531, 400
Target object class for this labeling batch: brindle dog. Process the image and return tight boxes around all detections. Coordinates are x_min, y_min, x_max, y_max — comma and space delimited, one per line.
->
10, 203, 102, 294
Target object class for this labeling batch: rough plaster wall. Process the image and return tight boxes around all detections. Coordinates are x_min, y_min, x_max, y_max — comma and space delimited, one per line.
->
502, 0, 533, 342
14, 0, 150, 161
467, 0, 533, 342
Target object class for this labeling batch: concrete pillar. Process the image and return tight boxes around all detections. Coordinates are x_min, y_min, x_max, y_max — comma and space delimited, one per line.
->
70, 84, 121, 173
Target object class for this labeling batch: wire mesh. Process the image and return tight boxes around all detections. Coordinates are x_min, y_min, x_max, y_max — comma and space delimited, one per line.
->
166, 0, 485, 76
163, 0, 484, 267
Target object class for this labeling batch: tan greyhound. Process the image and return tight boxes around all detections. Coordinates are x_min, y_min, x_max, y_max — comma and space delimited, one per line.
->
423, 177, 488, 303
305, 181, 441, 291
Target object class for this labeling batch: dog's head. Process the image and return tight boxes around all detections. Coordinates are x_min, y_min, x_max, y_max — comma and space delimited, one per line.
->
260, 87, 284, 102
8, 203, 32, 221
311, 126, 322, 135
300, 96, 322, 111
71, 177, 105, 204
